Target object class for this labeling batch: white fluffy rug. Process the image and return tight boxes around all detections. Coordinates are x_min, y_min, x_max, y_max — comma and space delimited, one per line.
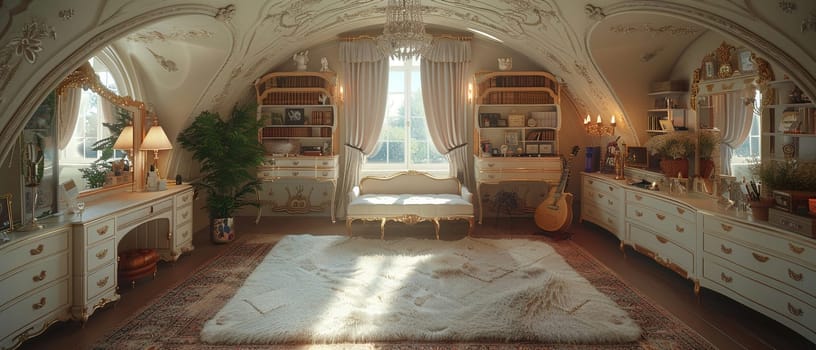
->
200, 235, 641, 344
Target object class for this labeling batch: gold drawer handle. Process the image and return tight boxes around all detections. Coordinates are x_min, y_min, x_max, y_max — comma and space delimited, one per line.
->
721, 223, 733, 232
635, 194, 643, 201
182, 231, 190, 238
607, 199, 613, 206
752, 252, 769, 262
182, 212, 189, 219
32, 270, 47, 282
789, 269, 803, 282
32, 297, 46, 310
607, 217, 613, 224
789, 243, 804, 254
487, 163, 495, 168
96, 248, 108, 260
720, 272, 733, 283
675, 225, 684, 233
656, 213, 666, 220
322, 161, 329, 166
182, 195, 190, 202
30, 244, 44, 255
167, 231, 173, 240
588, 180, 594, 184
608, 186, 614, 192
597, 193, 604, 199
292, 171, 299, 176
788, 302, 803, 317
656, 235, 668, 244
721, 244, 732, 254
97, 276, 109, 288
293, 161, 300, 165
676, 207, 685, 215
635, 210, 643, 217
97, 226, 109, 235
322, 171, 329, 176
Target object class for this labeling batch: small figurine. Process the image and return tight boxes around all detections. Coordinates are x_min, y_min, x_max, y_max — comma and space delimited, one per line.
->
293, 50, 309, 71
498, 57, 512, 71
320, 57, 331, 72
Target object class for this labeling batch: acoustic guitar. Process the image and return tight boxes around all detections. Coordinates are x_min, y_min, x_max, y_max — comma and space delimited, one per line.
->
534, 145, 580, 236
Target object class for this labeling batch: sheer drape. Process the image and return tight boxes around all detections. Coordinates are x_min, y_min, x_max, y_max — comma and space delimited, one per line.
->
57, 88, 82, 149
420, 38, 472, 189
100, 98, 115, 125
717, 89, 754, 175
337, 40, 389, 217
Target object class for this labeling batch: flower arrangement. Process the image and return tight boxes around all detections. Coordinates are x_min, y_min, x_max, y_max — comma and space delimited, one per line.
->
697, 130, 722, 159
644, 132, 695, 160
751, 159, 816, 194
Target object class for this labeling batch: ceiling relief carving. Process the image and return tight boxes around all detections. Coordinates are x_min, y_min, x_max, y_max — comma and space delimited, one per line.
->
0, 19, 56, 105
146, 48, 178, 72
215, 4, 236, 23
0, 0, 32, 39
609, 23, 702, 36
585, 4, 606, 21
59, 9, 75, 21
803, 11, 816, 32
778, 1, 796, 13
127, 29, 215, 44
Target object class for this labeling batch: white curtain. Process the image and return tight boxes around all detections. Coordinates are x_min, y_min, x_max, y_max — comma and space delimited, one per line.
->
56, 88, 82, 149
337, 39, 389, 217
717, 89, 754, 175
420, 38, 473, 189
100, 98, 116, 125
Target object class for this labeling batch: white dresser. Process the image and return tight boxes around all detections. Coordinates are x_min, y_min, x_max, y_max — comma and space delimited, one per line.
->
256, 155, 338, 223
473, 155, 561, 223
0, 184, 195, 348
580, 172, 816, 343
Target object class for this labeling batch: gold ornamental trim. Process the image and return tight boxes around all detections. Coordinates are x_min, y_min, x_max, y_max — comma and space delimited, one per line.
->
56, 62, 146, 110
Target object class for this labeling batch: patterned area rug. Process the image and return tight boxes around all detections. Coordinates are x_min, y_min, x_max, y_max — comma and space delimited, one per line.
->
92, 234, 715, 349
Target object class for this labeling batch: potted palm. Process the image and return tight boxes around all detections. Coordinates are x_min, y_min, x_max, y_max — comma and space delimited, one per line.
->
697, 130, 721, 179
177, 103, 265, 243
644, 132, 695, 178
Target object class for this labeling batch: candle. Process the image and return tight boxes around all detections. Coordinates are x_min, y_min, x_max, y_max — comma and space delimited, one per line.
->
610, 115, 616, 125
584, 115, 590, 125
596, 115, 602, 124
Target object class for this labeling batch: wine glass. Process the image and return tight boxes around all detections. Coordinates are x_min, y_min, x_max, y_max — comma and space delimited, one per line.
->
76, 201, 85, 219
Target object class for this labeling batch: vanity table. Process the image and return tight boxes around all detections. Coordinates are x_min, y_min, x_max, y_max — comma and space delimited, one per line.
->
0, 184, 194, 349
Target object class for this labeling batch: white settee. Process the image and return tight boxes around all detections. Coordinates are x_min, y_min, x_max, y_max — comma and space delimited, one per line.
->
346, 171, 474, 239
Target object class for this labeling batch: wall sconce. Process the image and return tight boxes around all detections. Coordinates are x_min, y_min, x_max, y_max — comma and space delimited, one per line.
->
467, 82, 474, 102
141, 115, 173, 177
583, 114, 616, 136
336, 85, 344, 104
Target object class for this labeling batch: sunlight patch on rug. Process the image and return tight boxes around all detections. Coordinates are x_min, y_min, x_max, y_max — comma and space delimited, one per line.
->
200, 235, 641, 344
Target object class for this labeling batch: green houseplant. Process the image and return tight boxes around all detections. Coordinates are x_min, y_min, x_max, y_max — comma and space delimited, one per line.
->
177, 103, 265, 243
644, 132, 695, 177
697, 130, 721, 178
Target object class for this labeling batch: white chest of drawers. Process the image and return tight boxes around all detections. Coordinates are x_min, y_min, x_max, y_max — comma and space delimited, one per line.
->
0, 227, 71, 350
580, 175, 625, 242
256, 155, 338, 222
473, 155, 561, 223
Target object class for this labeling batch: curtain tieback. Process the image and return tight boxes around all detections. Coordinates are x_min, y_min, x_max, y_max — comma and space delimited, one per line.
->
344, 143, 365, 154
445, 143, 468, 155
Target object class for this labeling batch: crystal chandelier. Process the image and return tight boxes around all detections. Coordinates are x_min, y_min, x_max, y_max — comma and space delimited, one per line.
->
377, 0, 432, 60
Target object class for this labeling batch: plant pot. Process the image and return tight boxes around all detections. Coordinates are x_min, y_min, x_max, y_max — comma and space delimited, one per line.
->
699, 158, 715, 179
660, 158, 689, 178
211, 217, 235, 244
749, 198, 774, 221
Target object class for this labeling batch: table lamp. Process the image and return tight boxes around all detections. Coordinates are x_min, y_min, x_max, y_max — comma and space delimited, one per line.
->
141, 116, 173, 177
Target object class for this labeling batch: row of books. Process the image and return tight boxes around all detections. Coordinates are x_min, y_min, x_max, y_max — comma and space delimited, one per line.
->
526, 129, 556, 141
478, 75, 558, 91
264, 76, 329, 89
310, 111, 333, 125
481, 92, 555, 105
262, 92, 324, 105
261, 127, 332, 138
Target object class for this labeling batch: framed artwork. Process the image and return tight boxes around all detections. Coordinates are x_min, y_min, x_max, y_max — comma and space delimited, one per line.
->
738, 49, 754, 73
504, 131, 520, 146
539, 143, 553, 154
285, 108, 305, 125
0, 193, 12, 233
659, 119, 675, 131
525, 144, 539, 155
626, 146, 647, 168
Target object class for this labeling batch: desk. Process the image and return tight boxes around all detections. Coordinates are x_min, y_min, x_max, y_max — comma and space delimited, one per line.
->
0, 184, 194, 349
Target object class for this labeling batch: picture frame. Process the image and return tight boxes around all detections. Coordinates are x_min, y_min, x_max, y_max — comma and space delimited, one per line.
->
270, 112, 284, 125
659, 119, 675, 131
0, 193, 12, 233
702, 53, 716, 79
539, 143, 553, 154
505, 131, 520, 146
738, 49, 754, 73
285, 108, 305, 125
60, 179, 79, 213
625, 146, 647, 168
525, 144, 539, 155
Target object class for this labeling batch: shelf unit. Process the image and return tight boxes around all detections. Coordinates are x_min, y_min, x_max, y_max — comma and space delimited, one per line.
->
646, 90, 687, 133
253, 71, 339, 222
763, 80, 816, 163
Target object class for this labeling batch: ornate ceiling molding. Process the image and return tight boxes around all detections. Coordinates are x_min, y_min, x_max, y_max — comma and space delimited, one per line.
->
127, 29, 214, 43
609, 23, 702, 36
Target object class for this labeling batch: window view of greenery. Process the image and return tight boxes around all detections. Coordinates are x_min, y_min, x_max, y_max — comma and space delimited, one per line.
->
364, 58, 447, 175
731, 90, 761, 180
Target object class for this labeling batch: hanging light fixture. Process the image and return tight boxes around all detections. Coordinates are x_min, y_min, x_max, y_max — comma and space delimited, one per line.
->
377, 0, 432, 60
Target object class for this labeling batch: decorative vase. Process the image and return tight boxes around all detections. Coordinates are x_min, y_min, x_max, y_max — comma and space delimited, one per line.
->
660, 158, 689, 178
749, 198, 774, 221
699, 158, 715, 179
211, 217, 235, 244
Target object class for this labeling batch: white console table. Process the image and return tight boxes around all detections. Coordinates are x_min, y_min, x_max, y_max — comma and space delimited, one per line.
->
0, 184, 194, 349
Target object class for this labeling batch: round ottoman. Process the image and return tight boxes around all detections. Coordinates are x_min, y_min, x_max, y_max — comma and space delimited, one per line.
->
118, 248, 159, 288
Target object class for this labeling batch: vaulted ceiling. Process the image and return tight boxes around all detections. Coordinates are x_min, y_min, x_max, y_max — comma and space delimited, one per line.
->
0, 1, 814, 171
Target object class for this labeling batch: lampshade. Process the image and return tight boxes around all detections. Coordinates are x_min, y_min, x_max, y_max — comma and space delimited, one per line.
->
112, 125, 134, 150
141, 125, 172, 151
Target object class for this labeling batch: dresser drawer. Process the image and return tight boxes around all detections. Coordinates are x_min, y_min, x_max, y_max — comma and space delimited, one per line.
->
116, 198, 174, 231
630, 223, 694, 278
0, 251, 69, 308
86, 263, 116, 302
0, 229, 69, 274
258, 168, 338, 179
476, 169, 560, 183
475, 156, 561, 171
583, 176, 622, 199
704, 260, 816, 335
174, 189, 193, 209
627, 203, 695, 249
0, 279, 69, 343
174, 224, 193, 248
703, 214, 816, 264
581, 202, 621, 237
84, 218, 115, 246
705, 234, 816, 298
627, 191, 696, 222
583, 187, 622, 211
86, 238, 115, 272
263, 156, 338, 168
175, 204, 192, 226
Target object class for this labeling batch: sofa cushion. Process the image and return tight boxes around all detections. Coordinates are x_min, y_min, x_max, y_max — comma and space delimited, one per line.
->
359, 173, 459, 195
347, 194, 472, 217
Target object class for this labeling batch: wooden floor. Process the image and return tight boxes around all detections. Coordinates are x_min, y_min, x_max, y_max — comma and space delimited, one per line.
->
19, 216, 815, 350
